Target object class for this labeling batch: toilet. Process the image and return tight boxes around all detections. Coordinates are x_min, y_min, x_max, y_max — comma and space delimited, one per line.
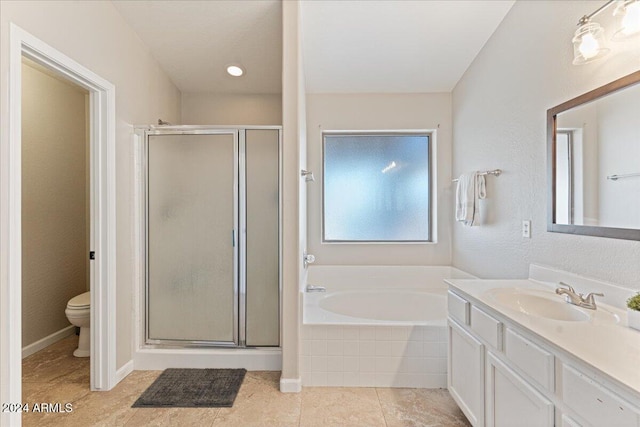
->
65, 291, 90, 357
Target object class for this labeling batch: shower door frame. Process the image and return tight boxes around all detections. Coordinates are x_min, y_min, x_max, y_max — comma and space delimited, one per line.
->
141, 126, 282, 349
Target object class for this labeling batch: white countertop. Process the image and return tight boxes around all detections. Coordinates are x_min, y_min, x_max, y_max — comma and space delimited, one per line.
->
446, 278, 640, 396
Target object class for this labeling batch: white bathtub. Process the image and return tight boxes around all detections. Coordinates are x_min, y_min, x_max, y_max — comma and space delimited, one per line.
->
306, 289, 447, 325
301, 265, 474, 388
320, 290, 446, 322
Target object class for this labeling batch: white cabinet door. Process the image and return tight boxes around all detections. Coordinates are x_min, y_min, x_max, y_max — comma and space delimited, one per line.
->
486, 351, 554, 427
562, 364, 640, 427
449, 320, 485, 427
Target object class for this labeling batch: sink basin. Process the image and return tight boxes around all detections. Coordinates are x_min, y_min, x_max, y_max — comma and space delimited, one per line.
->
483, 288, 590, 322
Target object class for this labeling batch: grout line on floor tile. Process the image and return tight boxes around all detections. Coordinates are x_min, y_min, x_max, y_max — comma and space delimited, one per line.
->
375, 387, 390, 427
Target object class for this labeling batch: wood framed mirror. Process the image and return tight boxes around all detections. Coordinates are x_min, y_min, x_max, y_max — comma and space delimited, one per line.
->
547, 70, 640, 240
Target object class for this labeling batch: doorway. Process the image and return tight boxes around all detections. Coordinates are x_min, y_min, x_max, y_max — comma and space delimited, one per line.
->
21, 55, 91, 388
2, 25, 117, 425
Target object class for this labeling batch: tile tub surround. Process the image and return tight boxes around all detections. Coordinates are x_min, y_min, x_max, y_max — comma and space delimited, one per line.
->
302, 266, 474, 388
301, 325, 448, 388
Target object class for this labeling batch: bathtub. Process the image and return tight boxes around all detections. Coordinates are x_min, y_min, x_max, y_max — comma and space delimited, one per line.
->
307, 289, 447, 325
301, 265, 474, 388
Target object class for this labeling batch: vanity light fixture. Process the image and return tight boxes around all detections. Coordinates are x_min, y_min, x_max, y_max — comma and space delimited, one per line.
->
572, 20, 610, 64
572, 9, 611, 64
613, 0, 640, 39
226, 64, 244, 77
572, 0, 640, 65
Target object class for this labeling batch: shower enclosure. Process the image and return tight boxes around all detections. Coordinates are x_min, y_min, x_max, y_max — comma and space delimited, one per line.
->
142, 126, 280, 348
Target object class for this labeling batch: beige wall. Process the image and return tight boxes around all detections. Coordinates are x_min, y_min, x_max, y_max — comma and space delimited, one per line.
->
452, 0, 640, 288
1, 0, 182, 369
21, 62, 88, 347
306, 93, 453, 266
182, 93, 282, 125
280, 0, 303, 388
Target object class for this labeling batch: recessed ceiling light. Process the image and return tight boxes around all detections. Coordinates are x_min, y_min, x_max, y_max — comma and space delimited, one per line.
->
226, 65, 244, 77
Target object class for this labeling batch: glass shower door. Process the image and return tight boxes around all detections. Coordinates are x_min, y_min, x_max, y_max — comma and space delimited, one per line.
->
244, 129, 280, 346
146, 131, 237, 345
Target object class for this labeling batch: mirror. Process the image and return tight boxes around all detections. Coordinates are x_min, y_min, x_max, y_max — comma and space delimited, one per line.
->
548, 70, 640, 241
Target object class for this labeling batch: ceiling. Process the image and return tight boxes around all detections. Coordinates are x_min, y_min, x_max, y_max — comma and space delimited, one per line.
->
301, 0, 514, 93
113, 0, 514, 95
113, 0, 283, 94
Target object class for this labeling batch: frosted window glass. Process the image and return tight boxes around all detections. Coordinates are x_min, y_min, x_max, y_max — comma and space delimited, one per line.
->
323, 134, 430, 242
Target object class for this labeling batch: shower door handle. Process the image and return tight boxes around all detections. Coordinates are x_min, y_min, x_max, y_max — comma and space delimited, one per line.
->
232, 230, 236, 247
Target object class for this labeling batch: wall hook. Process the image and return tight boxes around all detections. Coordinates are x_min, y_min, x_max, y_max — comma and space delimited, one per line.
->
301, 169, 315, 182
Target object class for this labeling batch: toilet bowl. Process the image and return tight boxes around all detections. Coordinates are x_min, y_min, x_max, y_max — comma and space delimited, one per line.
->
65, 291, 90, 357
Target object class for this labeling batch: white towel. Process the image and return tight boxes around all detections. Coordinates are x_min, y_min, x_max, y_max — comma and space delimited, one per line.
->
455, 172, 486, 226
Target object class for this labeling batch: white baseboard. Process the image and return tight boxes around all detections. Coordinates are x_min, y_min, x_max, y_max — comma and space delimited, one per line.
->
116, 360, 134, 384
280, 377, 302, 393
22, 325, 76, 359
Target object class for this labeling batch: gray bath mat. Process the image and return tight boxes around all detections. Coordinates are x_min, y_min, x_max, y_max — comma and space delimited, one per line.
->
132, 368, 246, 408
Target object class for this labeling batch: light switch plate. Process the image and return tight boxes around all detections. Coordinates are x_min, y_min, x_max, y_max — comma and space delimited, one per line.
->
522, 220, 531, 238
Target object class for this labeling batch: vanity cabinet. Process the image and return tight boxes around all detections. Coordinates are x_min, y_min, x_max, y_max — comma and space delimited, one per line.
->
486, 351, 554, 427
447, 289, 640, 427
449, 320, 485, 426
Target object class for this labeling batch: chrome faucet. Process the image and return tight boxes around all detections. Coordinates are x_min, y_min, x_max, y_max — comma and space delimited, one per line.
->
555, 282, 604, 310
555, 282, 582, 305
580, 292, 605, 310
306, 284, 326, 292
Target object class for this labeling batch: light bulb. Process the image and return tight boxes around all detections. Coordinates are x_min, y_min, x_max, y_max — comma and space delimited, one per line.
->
579, 33, 600, 59
226, 65, 244, 77
572, 22, 609, 64
621, 1, 640, 35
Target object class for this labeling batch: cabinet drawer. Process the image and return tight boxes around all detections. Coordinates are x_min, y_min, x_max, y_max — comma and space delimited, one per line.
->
470, 305, 502, 350
562, 365, 640, 427
505, 328, 554, 391
447, 291, 469, 325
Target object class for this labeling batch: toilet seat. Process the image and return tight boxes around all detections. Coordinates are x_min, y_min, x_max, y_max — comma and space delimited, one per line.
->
67, 291, 90, 309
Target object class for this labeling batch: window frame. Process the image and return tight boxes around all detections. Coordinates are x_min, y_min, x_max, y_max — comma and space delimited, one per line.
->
321, 130, 434, 244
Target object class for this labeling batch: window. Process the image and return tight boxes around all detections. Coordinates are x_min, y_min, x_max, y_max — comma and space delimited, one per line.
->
323, 132, 432, 242
555, 130, 573, 224
555, 128, 585, 225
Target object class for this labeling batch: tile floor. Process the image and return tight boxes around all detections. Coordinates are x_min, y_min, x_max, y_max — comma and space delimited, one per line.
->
22, 335, 470, 426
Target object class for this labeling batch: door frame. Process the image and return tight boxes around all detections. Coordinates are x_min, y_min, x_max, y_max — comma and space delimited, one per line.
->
134, 126, 283, 351
142, 128, 240, 347
1, 23, 117, 423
